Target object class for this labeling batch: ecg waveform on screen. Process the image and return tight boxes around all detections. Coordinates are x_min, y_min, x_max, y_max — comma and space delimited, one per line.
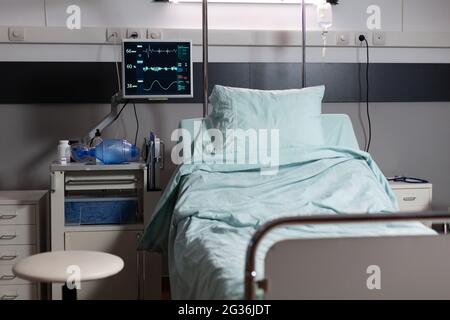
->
143, 46, 178, 58
143, 80, 178, 92
143, 66, 178, 72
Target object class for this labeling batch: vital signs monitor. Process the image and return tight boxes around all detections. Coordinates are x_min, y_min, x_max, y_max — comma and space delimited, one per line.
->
122, 40, 193, 99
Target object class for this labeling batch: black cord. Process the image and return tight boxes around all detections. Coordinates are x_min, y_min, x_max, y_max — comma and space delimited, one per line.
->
113, 101, 129, 122
110, 100, 139, 145
363, 38, 372, 152
133, 103, 139, 145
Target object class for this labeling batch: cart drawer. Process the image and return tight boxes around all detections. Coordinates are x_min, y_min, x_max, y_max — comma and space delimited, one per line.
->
0, 284, 37, 300
0, 205, 36, 225
65, 171, 141, 191
0, 265, 30, 285
393, 188, 431, 207
0, 245, 36, 265
0, 225, 36, 245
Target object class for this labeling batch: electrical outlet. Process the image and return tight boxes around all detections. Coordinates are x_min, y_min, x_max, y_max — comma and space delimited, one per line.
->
106, 28, 122, 42
356, 32, 369, 46
373, 31, 386, 46
147, 29, 162, 40
8, 27, 25, 41
336, 32, 350, 46
126, 28, 142, 39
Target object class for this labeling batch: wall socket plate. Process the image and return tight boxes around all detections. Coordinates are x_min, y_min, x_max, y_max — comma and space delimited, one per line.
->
147, 29, 162, 40
8, 27, 25, 41
336, 32, 350, 46
373, 31, 386, 46
106, 28, 122, 42
126, 28, 142, 39
356, 32, 369, 46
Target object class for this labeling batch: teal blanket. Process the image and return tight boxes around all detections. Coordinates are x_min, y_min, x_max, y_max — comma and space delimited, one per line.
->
139, 146, 434, 299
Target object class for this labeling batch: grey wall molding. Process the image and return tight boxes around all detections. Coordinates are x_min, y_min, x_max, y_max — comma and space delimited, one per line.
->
1, 62, 449, 104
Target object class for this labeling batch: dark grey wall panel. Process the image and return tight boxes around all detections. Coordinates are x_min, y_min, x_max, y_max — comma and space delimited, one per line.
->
369, 64, 450, 102
308, 63, 450, 102
1, 62, 450, 103
250, 63, 301, 90
210, 62, 250, 89
0, 62, 120, 104
306, 63, 364, 102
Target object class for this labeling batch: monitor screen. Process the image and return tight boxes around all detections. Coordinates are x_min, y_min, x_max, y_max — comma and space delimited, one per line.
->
122, 40, 193, 99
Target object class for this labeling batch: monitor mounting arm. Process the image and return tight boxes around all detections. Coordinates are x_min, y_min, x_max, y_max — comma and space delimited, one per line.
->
82, 92, 126, 145
82, 92, 168, 145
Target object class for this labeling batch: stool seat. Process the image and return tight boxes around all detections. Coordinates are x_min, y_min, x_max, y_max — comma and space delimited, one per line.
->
13, 250, 124, 283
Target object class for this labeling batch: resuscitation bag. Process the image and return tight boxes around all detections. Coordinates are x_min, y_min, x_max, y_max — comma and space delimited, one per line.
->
71, 139, 140, 164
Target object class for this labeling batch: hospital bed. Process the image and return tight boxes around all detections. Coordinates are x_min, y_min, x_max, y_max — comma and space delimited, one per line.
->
140, 113, 450, 300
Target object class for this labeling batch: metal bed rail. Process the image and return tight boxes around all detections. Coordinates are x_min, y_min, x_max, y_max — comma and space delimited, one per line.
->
244, 211, 450, 300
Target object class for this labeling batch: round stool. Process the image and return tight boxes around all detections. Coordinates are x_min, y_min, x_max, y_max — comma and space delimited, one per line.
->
13, 250, 124, 300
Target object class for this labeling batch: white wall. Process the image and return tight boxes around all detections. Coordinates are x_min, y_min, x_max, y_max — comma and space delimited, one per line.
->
1, 0, 450, 64
2, 0, 450, 31
404, 0, 450, 32
0, 0, 404, 30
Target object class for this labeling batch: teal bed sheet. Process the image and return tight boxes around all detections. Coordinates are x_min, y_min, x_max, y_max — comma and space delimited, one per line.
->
139, 146, 434, 299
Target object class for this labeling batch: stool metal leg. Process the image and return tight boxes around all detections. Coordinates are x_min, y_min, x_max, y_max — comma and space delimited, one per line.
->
62, 283, 77, 300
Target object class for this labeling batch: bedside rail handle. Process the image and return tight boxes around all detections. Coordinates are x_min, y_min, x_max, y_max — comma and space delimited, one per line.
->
403, 196, 417, 202
0, 275, 16, 281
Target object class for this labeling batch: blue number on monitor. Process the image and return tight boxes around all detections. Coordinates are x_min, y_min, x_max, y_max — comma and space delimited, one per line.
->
122, 41, 192, 98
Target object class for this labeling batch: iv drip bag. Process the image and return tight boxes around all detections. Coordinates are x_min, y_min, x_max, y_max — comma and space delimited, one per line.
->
317, 0, 333, 58
317, 0, 333, 30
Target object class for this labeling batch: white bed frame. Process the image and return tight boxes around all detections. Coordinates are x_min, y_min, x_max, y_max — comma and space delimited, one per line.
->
245, 212, 450, 300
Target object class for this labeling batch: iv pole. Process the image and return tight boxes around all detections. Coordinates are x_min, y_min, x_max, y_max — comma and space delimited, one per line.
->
201, 0, 316, 109
202, 0, 209, 117
201, 0, 303, 106
301, 0, 306, 88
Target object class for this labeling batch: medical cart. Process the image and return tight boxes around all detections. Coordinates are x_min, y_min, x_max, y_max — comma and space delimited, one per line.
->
49, 162, 161, 300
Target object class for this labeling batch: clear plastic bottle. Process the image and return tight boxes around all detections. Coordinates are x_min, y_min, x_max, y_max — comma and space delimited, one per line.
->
57, 140, 71, 164
71, 139, 139, 164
